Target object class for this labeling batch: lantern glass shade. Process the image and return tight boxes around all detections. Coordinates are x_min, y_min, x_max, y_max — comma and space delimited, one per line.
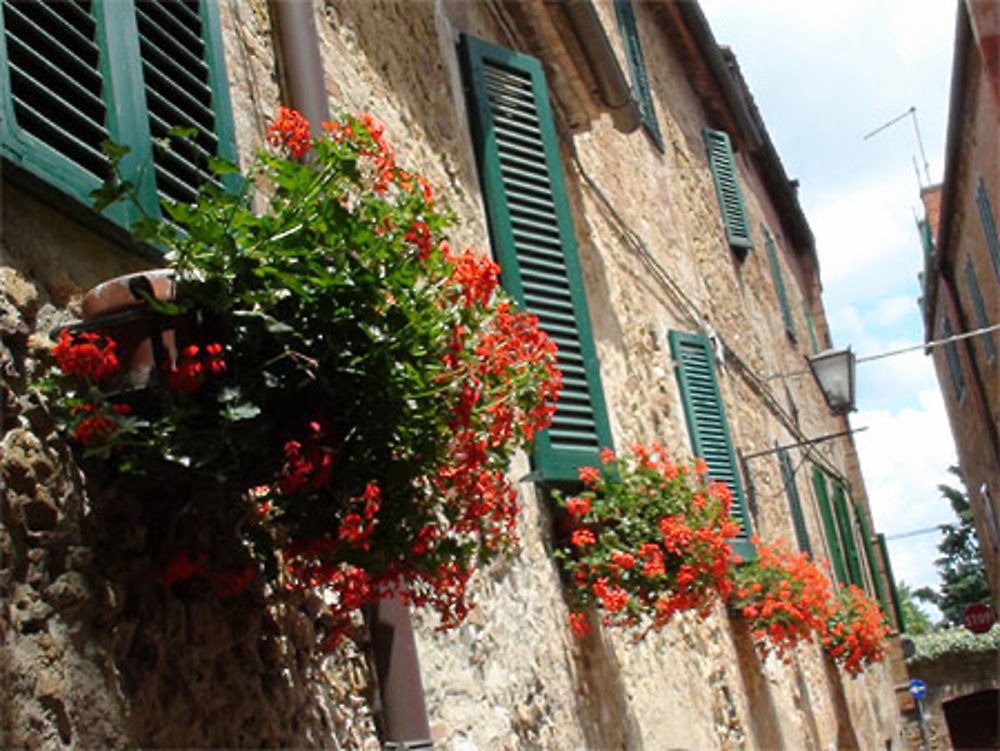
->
808, 347, 856, 415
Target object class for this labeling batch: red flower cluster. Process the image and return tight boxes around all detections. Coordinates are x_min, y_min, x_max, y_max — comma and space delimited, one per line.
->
557, 445, 740, 636
53, 330, 120, 381
72, 406, 118, 446
730, 538, 835, 658
823, 584, 890, 676
162, 343, 226, 393
276, 420, 335, 495
266, 106, 311, 158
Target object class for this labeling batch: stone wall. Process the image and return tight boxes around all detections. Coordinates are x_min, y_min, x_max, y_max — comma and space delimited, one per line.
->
1, 1, 903, 748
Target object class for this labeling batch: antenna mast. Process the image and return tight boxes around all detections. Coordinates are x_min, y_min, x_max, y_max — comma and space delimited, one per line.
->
864, 106, 933, 186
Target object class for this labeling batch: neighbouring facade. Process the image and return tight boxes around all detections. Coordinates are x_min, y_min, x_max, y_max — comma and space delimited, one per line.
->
1, 1, 905, 748
921, 0, 1000, 608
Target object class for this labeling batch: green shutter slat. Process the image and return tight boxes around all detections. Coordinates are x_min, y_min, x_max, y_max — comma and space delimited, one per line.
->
668, 331, 754, 560
460, 34, 614, 479
813, 467, 848, 585
778, 448, 812, 556
976, 178, 1000, 281
855, 509, 888, 615
833, 482, 864, 588
763, 225, 797, 342
613, 0, 663, 150
877, 533, 906, 633
964, 259, 996, 363
941, 316, 967, 401
703, 127, 753, 251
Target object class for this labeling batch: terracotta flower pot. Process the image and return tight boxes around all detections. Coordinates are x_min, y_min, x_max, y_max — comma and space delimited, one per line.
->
79, 269, 194, 387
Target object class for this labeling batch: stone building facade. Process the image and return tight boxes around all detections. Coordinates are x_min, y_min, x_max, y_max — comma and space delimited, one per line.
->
1, 1, 904, 748
921, 0, 1000, 607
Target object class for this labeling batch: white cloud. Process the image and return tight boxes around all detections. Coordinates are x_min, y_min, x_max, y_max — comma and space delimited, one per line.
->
852, 389, 959, 595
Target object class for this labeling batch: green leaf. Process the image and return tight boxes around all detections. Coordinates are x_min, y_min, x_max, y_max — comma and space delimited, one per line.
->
100, 140, 131, 161
223, 402, 262, 421
167, 125, 199, 140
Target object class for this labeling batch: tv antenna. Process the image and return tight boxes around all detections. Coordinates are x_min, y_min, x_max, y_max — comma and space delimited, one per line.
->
863, 105, 932, 187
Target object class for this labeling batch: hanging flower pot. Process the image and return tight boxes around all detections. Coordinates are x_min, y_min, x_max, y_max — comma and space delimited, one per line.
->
73, 268, 194, 388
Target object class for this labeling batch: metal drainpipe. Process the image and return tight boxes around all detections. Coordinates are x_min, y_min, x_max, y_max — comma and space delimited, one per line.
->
561, 0, 641, 133
267, 2, 432, 747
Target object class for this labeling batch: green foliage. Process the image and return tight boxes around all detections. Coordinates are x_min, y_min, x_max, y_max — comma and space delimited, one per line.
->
914, 468, 993, 626
897, 581, 934, 635
908, 623, 1000, 662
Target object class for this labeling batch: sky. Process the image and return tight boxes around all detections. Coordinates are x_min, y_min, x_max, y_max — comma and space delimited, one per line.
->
699, 0, 961, 617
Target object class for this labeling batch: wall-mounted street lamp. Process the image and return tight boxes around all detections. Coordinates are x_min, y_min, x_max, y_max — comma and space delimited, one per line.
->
807, 347, 856, 415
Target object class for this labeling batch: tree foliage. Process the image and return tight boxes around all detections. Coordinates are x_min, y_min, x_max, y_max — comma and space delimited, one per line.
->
913, 468, 993, 626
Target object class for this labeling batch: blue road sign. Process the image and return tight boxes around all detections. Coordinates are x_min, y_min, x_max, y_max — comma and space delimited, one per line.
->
909, 679, 927, 700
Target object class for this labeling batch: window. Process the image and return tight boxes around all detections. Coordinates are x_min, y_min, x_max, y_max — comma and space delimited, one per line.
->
459, 34, 613, 481
703, 127, 752, 253
812, 467, 848, 585
763, 225, 796, 342
0, 0, 236, 229
976, 177, 1000, 281
613, 0, 662, 151
668, 330, 753, 559
964, 258, 996, 364
832, 482, 864, 588
777, 447, 811, 556
877, 533, 906, 632
855, 506, 889, 615
941, 316, 967, 402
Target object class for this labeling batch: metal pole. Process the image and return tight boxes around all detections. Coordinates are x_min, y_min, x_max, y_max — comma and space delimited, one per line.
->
916, 696, 931, 751
741, 427, 868, 461
268, 3, 433, 746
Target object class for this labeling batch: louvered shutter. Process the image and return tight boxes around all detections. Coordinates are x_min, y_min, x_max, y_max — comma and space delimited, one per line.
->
877, 533, 906, 632
976, 178, 1000, 281
855, 507, 888, 615
460, 34, 613, 481
777, 447, 811, 556
812, 466, 848, 585
668, 331, 753, 559
803, 298, 820, 354
613, 0, 662, 150
0, 0, 233, 230
941, 316, 967, 402
134, 0, 234, 206
703, 127, 752, 252
832, 482, 863, 588
763, 225, 796, 342
964, 259, 996, 363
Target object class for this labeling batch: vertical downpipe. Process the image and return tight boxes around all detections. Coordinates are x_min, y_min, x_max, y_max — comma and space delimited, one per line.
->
267, 2, 433, 746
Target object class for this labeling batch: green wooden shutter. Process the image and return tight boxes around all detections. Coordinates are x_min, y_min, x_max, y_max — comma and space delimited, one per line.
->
855, 507, 888, 615
941, 316, 967, 402
976, 178, 1000, 281
812, 466, 848, 585
777, 447, 811, 556
613, 0, 662, 150
832, 482, 863, 587
0, 0, 234, 229
763, 225, 796, 341
964, 258, 996, 363
135, 0, 236, 207
877, 533, 906, 632
668, 331, 753, 559
460, 34, 613, 481
703, 127, 752, 252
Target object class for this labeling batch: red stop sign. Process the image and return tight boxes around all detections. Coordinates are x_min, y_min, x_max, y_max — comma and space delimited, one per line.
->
964, 603, 996, 634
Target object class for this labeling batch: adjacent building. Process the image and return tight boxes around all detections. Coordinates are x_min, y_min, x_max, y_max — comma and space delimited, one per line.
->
0, 1, 905, 747
921, 0, 1000, 607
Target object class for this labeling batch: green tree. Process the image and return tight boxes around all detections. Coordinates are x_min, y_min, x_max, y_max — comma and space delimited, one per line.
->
913, 469, 993, 626
897, 581, 934, 635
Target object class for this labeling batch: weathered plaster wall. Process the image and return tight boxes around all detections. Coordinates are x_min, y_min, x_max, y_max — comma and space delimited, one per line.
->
2, 1, 902, 748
